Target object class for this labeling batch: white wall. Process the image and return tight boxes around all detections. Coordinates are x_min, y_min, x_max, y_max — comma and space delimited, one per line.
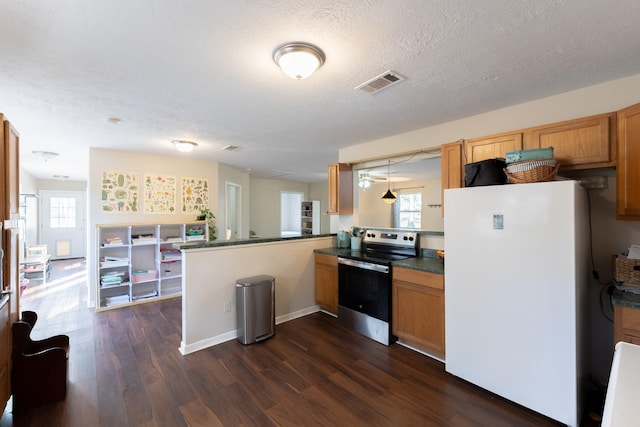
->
18, 168, 88, 251
340, 73, 640, 163
217, 164, 250, 240
87, 148, 219, 306
37, 179, 87, 191
308, 181, 330, 234
249, 178, 310, 237
181, 237, 333, 354
280, 192, 302, 233
18, 168, 39, 250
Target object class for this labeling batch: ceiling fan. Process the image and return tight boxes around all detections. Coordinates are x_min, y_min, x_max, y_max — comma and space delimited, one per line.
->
358, 172, 387, 189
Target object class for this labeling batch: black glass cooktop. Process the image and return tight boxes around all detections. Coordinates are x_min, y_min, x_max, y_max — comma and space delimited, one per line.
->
339, 250, 414, 264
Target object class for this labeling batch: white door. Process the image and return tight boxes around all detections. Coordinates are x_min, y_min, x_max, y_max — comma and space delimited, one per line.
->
280, 192, 303, 236
225, 182, 241, 240
40, 190, 86, 259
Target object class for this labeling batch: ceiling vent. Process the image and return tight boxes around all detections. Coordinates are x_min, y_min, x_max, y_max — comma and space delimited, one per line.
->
355, 70, 405, 94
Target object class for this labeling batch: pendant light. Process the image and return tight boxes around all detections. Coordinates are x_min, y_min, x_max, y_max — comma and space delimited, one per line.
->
382, 160, 396, 204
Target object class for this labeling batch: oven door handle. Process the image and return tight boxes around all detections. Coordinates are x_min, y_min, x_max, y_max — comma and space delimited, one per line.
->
338, 257, 389, 274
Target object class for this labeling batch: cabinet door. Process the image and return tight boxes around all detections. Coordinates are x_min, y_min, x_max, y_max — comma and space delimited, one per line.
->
441, 141, 463, 217
314, 253, 338, 315
464, 133, 522, 163
441, 142, 463, 190
3, 119, 20, 326
3, 120, 19, 221
525, 113, 615, 169
392, 268, 445, 359
617, 103, 640, 220
327, 163, 352, 215
614, 304, 640, 345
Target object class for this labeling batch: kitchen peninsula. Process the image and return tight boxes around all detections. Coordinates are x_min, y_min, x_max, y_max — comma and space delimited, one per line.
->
175, 234, 333, 355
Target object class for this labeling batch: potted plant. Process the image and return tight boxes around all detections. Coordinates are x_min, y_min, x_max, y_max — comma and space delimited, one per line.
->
197, 208, 217, 241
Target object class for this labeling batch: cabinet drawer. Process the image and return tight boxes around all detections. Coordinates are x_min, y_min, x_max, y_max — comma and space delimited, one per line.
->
393, 268, 443, 290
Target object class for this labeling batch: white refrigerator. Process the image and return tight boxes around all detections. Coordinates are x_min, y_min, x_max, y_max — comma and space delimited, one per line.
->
444, 180, 588, 427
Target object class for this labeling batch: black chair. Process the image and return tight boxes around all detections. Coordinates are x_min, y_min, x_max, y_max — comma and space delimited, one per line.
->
11, 310, 69, 414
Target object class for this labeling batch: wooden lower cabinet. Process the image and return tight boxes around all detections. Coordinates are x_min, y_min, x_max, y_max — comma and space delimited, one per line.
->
392, 267, 445, 359
614, 304, 640, 345
314, 253, 338, 315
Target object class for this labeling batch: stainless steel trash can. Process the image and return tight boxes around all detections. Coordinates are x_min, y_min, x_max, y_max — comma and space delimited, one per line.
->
235, 275, 275, 344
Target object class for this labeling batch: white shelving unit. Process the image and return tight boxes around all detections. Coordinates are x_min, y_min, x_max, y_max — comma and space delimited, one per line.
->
96, 221, 208, 310
301, 200, 320, 235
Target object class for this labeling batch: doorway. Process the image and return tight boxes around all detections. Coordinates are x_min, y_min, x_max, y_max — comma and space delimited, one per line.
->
225, 182, 241, 240
39, 190, 86, 259
280, 192, 303, 237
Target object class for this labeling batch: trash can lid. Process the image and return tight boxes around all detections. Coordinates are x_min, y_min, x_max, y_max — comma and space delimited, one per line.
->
235, 275, 275, 286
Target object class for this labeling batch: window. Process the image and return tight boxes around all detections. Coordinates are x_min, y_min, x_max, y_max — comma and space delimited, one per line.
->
394, 192, 422, 229
50, 197, 76, 228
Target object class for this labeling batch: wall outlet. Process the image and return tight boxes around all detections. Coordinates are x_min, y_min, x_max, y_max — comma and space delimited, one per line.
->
224, 301, 231, 312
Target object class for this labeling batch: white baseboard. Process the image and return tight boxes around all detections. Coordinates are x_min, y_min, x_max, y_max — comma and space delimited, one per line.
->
179, 304, 321, 355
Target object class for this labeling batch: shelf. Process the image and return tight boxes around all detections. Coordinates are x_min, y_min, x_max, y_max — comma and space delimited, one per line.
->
300, 200, 320, 235
99, 261, 129, 269
131, 239, 158, 246
100, 281, 131, 289
96, 221, 207, 310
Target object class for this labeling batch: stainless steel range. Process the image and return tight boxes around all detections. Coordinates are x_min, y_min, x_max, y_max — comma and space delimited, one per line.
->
337, 229, 419, 345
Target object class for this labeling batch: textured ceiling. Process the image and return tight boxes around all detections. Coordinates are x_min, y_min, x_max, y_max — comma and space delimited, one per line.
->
1, 0, 639, 182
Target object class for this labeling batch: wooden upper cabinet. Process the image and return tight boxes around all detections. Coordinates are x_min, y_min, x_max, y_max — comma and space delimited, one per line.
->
440, 141, 463, 217
616, 102, 640, 220
327, 163, 353, 215
3, 118, 20, 220
523, 113, 616, 170
464, 132, 523, 163
441, 141, 463, 190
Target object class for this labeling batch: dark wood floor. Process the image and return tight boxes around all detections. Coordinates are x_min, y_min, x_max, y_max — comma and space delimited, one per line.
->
2, 259, 602, 426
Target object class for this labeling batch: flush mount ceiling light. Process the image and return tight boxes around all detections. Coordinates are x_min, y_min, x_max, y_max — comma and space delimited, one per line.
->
172, 140, 197, 152
32, 150, 59, 162
382, 160, 397, 204
273, 42, 325, 80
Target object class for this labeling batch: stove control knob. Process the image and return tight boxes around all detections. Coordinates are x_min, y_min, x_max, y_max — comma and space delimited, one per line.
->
403, 236, 408, 240
408, 236, 414, 241
369, 233, 375, 238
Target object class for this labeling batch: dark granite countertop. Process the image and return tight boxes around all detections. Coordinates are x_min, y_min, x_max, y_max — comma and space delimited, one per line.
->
175, 233, 334, 250
313, 247, 444, 275
393, 256, 444, 275
612, 288, 640, 309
